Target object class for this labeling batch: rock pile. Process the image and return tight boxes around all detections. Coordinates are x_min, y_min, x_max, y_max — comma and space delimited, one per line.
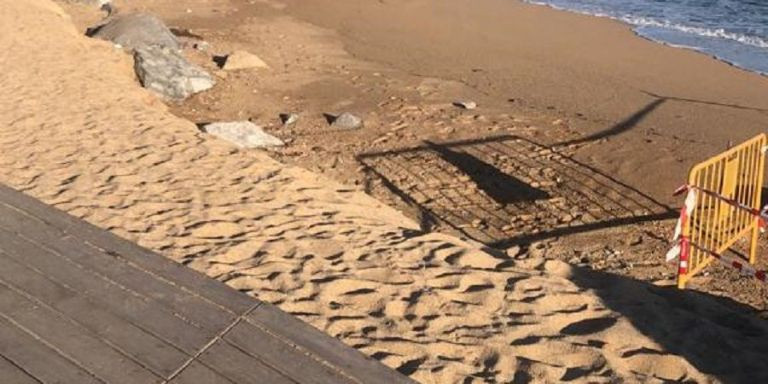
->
88, 13, 213, 100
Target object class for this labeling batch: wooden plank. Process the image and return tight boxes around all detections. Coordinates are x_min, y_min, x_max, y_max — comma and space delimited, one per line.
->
0, 355, 41, 384
197, 341, 295, 384
0, 183, 412, 384
168, 361, 234, 384
0, 205, 237, 333
223, 321, 356, 384
0, 283, 161, 384
0, 251, 189, 377
248, 304, 415, 384
0, 184, 253, 314
0, 228, 213, 353
0, 316, 102, 384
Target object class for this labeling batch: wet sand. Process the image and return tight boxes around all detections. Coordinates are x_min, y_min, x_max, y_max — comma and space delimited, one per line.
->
281, 0, 768, 202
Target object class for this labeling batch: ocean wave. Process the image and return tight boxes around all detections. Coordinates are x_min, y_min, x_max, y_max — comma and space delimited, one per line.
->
524, 0, 768, 49
523, 0, 768, 75
620, 16, 768, 49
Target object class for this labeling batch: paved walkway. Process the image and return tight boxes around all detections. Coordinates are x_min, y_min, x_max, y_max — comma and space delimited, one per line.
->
0, 184, 411, 384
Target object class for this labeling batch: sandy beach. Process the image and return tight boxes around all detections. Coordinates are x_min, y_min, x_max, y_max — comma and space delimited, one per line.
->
3, 0, 768, 382
280, 0, 768, 200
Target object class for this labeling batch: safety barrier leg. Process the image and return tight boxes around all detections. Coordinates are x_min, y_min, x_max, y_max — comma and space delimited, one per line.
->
751, 150, 766, 264
750, 222, 759, 265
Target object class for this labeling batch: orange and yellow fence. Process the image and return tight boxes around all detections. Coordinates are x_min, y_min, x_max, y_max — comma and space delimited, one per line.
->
673, 133, 767, 288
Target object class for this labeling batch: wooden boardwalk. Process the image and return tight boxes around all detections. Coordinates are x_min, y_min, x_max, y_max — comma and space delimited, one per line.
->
0, 184, 413, 384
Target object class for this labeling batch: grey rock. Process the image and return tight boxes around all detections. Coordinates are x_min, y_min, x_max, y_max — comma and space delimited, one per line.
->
90, 13, 179, 50
331, 112, 363, 130
133, 45, 214, 100
203, 122, 284, 149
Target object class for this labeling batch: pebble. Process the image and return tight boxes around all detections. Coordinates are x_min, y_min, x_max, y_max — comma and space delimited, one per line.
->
568, 255, 589, 265
505, 246, 521, 258
193, 41, 210, 51
203, 121, 284, 148
549, 197, 566, 205
453, 100, 477, 110
222, 50, 269, 71
331, 112, 363, 130
518, 214, 535, 222
280, 113, 299, 125
628, 235, 643, 246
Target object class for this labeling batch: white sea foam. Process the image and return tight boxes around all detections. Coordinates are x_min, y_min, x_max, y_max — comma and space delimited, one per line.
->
619, 15, 768, 49
523, 0, 768, 75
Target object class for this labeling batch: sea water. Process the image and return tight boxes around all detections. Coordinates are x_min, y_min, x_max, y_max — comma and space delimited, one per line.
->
524, 0, 768, 75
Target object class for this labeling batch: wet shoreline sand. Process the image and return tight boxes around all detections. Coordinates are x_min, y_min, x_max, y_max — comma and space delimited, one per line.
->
281, 0, 768, 202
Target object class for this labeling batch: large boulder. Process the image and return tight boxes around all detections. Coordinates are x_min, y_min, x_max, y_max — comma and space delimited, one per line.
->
90, 13, 179, 50
133, 45, 214, 100
202, 122, 284, 149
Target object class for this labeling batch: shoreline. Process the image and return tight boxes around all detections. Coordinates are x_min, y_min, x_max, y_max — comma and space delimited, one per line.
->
522, 0, 768, 78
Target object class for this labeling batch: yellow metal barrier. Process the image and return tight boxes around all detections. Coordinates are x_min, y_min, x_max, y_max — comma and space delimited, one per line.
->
679, 133, 767, 288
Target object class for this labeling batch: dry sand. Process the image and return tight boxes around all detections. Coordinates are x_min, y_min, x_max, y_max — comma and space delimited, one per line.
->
96, 0, 768, 307
3, 0, 768, 383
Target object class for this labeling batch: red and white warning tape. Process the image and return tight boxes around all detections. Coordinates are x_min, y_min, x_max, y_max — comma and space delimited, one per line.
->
665, 187, 697, 269
676, 239, 767, 282
667, 184, 768, 283
673, 184, 768, 228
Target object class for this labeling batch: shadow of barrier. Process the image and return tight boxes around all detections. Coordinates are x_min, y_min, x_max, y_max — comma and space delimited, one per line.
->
569, 264, 768, 383
357, 135, 674, 249
671, 133, 767, 288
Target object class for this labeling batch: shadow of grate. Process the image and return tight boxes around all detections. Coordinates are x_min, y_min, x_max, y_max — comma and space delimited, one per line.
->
358, 135, 675, 248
